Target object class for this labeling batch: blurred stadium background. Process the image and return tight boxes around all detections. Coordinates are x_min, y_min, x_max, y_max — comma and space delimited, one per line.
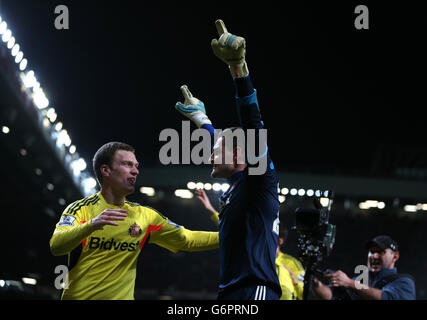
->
0, 1, 426, 299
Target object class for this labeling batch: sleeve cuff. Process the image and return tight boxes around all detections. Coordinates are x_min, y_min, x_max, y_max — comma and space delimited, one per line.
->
234, 75, 255, 97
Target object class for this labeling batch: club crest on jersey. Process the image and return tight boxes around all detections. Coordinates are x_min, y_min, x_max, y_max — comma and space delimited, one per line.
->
128, 223, 142, 237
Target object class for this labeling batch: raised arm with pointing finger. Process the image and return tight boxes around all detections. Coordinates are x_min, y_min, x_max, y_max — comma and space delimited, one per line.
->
176, 20, 282, 300
209, 19, 281, 300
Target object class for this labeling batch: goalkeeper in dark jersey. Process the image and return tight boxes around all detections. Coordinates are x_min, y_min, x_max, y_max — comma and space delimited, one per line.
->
175, 20, 281, 300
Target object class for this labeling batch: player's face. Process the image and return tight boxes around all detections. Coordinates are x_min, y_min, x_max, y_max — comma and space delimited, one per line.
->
108, 150, 139, 195
367, 246, 399, 273
210, 136, 236, 179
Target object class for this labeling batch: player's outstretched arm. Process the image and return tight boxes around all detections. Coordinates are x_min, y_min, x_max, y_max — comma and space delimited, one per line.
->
49, 209, 127, 256
211, 20, 273, 177
195, 188, 219, 226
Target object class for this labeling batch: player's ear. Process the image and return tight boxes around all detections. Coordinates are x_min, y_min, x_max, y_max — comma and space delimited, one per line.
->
100, 164, 111, 178
393, 251, 400, 263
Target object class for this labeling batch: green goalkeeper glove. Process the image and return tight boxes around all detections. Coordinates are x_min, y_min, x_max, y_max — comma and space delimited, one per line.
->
211, 19, 249, 78
175, 85, 212, 128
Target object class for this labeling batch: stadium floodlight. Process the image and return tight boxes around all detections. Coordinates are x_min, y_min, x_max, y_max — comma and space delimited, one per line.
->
57, 129, 71, 148
77, 158, 87, 171
42, 117, 50, 128
306, 189, 314, 197
279, 195, 286, 203
377, 202, 386, 209
1, 126, 10, 134
7, 36, 15, 49
364, 200, 378, 207
11, 43, 19, 56
22, 70, 37, 88
281, 188, 289, 195
174, 189, 193, 199
359, 202, 370, 210
46, 108, 57, 123
55, 122, 63, 131
69, 145, 76, 154
71, 158, 87, 176
212, 183, 222, 192
19, 58, 28, 71
187, 181, 196, 190
83, 177, 97, 191
1, 29, 11, 43
140, 187, 155, 197
0, 21, 7, 34
290, 188, 298, 196
196, 182, 204, 189
221, 183, 230, 192
21, 278, 37, 286
320, 197, 330, 207
15, 51, 23, 64
33, 87, 50, 109
298, 188, 305, 196
64, 136, 71, 147
404, 205, 417, 213
204, 183, 212, 190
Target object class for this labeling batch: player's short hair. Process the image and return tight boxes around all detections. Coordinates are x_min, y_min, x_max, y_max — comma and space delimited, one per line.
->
92, 142, 135, 185
218, 127, 243, 152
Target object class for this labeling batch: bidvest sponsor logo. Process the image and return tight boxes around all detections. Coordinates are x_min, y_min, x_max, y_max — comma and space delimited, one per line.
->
88, 237, 140, 252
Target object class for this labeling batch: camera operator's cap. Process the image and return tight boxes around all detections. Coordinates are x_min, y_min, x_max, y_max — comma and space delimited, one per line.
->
365, 235, 399, 252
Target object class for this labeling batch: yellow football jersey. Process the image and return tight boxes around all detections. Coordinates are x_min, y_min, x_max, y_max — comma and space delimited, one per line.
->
50, 192, 219, 300
276, 251, 305, 300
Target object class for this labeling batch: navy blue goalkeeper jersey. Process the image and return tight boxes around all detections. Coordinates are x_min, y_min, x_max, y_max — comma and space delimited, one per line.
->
210, 76, 281, 297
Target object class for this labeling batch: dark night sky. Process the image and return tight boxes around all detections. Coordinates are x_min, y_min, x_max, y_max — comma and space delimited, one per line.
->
1, 1, 425, 177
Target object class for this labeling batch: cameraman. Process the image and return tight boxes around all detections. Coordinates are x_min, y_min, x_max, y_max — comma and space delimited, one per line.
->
312, 235, 416, 300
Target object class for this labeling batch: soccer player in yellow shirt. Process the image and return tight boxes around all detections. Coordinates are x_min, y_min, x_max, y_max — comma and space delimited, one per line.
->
49, 142, 219, 300
275, 225, 305, 300
195, 188, 305, 300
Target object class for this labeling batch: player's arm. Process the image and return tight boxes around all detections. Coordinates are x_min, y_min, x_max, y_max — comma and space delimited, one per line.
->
293, 268, 305, 300
175, 85, 215, 150
49, 207, 127, 256
147, 209, 219, 253
211, 20, 271, 176
195, 188, 219, 226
